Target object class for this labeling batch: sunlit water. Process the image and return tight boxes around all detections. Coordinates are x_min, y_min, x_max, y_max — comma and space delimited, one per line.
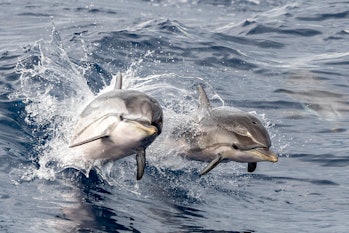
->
1, 0, 349, 232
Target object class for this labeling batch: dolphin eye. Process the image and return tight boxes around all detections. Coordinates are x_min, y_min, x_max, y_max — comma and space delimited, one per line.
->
252, 121, 257, 124
232, 144, 239, 150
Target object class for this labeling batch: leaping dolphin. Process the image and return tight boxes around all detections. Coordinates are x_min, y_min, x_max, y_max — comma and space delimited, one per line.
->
176, 85, 278, 176
69, 73, 163, 180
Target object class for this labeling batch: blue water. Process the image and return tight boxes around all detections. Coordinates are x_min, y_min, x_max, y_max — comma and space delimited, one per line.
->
1, 0, 349, 232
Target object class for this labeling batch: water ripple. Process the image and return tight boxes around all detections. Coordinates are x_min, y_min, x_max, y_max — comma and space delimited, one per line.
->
293, 153, 349, 168
297, 10, 349, 21
246, 24, 322, 37
213, 33, 284, 49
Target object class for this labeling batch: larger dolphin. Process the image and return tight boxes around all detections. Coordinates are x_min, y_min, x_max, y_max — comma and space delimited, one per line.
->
176, 85, 278, 176
70, 73, 163, 180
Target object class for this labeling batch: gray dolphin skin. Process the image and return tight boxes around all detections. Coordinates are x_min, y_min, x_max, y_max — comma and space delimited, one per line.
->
178, 85, 278, 176
69, 73, 163, 180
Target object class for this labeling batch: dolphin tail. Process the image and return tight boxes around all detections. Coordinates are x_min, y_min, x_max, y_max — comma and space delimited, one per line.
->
200, 155, 224, 176
136, 148, 146, 180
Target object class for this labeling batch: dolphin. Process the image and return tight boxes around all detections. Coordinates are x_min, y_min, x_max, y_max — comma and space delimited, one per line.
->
69, 73, 163, 180
176, 85, 278, 176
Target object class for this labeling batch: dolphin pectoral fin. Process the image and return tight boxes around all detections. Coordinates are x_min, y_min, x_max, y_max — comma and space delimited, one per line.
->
70, 114, 120, 148
200, 155, 224, 176
136, 148, 146, 180
247, 162, 257, 172
69, 132, 110, 147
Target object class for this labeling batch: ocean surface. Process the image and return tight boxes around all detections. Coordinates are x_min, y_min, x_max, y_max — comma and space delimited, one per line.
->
1, 0, 349, 232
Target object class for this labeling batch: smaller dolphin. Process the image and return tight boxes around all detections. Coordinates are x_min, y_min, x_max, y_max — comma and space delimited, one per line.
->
176, 85, 278, 176
70, 73, 163, 180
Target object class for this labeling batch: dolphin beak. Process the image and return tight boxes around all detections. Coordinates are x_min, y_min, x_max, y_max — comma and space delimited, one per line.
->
133, 121, 158, 136
249, 148, 278, 163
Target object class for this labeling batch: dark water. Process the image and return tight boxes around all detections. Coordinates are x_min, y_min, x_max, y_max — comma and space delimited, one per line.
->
1, 0, 349, 232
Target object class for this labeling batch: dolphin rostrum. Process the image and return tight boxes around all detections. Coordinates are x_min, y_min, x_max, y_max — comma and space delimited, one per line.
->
70, 73, 163, 180
176, 85, 278, 176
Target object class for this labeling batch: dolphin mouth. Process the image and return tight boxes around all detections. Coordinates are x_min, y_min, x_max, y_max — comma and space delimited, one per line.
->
130, 120, 158, 136
247, 147, 278, 162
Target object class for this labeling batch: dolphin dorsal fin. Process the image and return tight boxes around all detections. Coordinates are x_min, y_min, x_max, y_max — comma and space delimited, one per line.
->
197, 85, 211, 117
114, 72, 123, 90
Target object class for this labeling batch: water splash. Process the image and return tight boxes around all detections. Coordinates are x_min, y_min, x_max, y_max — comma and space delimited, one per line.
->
10, 23, 281, 201
12, 25, 94, 181
10, 24, 213, 187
